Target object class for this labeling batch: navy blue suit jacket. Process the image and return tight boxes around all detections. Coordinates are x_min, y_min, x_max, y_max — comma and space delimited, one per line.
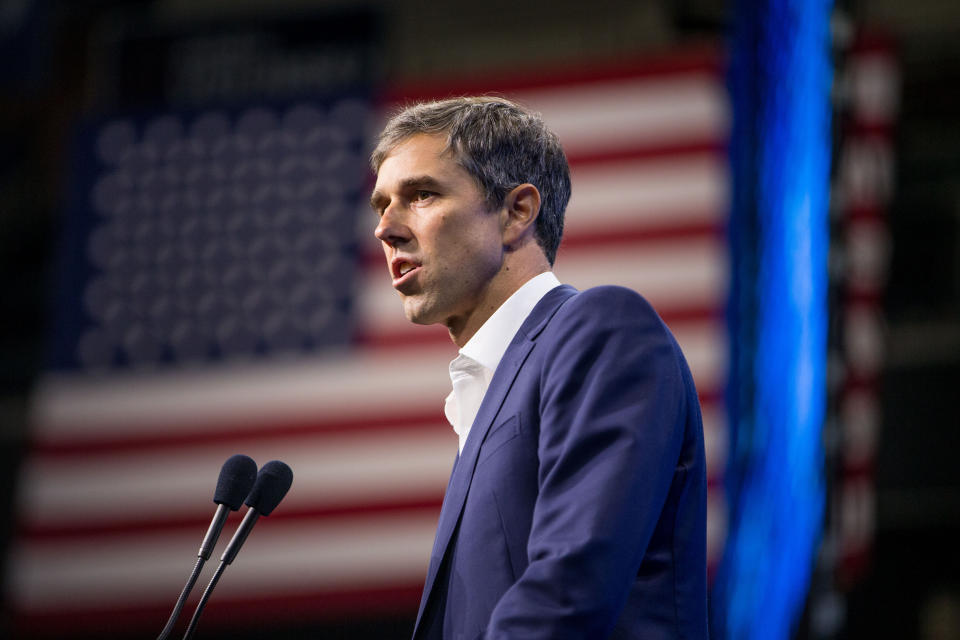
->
412, 285, 708, 640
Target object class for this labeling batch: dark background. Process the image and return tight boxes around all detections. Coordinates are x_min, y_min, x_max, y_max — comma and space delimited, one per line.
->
1, 1, 958, 638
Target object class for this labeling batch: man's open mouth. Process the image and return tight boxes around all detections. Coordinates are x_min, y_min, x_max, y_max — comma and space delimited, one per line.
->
391, 257, 422, 284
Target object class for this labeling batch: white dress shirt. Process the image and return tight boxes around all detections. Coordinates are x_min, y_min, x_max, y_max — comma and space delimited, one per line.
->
444, 272, 562, 452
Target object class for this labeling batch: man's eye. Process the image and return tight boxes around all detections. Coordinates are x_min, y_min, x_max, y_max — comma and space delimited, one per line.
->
414, 190, 433, 201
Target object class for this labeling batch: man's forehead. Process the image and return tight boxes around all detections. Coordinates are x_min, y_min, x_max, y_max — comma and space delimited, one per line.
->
374, 134, 467, 187
379, 133, 449, 168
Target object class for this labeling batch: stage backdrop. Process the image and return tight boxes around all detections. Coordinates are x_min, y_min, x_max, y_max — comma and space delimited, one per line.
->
6, 48, 731, 637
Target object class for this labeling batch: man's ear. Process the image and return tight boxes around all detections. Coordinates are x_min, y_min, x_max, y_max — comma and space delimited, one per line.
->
501, 183, 541, 249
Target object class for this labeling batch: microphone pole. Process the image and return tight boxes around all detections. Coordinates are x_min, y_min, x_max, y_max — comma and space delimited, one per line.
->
157, 454, 258, 640
182, 460, 294, 640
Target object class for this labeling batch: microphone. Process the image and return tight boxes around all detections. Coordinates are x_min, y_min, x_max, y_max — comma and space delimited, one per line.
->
157, 454, 257, 640
182, 460, 294, 640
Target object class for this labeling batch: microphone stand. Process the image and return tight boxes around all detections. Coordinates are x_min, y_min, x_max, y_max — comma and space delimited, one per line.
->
181, 562, 228, 640
157, 502, 231, 640
156, 557, 204, 640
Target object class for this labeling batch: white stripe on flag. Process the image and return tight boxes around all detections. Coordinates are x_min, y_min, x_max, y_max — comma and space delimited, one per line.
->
20, 429, 455, 528
565, 154, 727, 233
8, 514, 438, 609
29, 346, 454, 441
510, 74, 729, 154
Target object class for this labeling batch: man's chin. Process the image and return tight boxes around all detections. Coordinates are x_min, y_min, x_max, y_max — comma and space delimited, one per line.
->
401, 299, 435, 326
405, 313, 433, 326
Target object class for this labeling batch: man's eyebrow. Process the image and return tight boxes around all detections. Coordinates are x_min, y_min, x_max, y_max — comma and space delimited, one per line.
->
369, 190, 387, 212
370, 175, 444, 211
398, 175, 444, 192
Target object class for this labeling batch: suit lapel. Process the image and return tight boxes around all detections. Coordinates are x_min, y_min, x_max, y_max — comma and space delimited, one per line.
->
412, 285, 577, 635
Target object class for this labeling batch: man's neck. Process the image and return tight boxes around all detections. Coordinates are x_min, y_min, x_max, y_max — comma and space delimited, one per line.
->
447, 260, 552, 347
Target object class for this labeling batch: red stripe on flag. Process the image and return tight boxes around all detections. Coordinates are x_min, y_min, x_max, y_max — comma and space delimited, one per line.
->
31, 411, 447, 457
11, 584, 425, 639
377, 46, 722, 103
558, 220, 724, 251
565, 140, 725, 165
20, 499, 446, 542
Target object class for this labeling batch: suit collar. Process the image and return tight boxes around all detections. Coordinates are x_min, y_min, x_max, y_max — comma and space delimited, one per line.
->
413, 284, 577, 635
514, 283, 578, 341
459, 272, 562, 371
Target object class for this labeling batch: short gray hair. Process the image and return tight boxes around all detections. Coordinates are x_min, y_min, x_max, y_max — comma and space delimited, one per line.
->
370, 96, 570, 265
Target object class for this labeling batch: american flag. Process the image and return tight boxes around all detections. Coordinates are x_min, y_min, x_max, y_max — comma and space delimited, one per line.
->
6, 49, 729, 637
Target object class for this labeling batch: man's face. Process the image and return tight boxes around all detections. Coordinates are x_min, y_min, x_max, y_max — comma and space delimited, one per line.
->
371, 133, 505, 334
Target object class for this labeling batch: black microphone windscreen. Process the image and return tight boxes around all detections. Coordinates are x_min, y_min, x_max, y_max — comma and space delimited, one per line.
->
244, 460, 293, 516
213, 455, 258, 510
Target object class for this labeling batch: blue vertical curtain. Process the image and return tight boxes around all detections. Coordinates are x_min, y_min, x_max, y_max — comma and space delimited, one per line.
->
714, 2, 833, 638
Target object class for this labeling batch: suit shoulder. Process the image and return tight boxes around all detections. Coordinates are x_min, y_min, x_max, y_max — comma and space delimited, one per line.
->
574, 285, 653, 307
561, 285, 662, 327
554, 286, 689, 363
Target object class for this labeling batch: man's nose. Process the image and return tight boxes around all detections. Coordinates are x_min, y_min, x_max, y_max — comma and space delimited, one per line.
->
374, 203, 411, 247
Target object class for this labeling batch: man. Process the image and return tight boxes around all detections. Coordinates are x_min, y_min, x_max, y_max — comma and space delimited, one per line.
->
370, 97, 708, 639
